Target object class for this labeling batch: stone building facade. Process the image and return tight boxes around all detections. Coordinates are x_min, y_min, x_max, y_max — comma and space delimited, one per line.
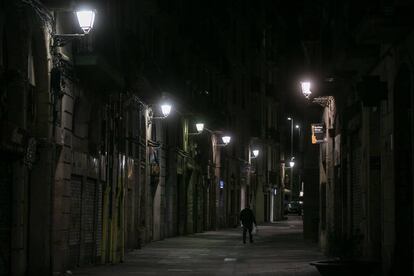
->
298, 1, 414, 275
0, 0, 285, 275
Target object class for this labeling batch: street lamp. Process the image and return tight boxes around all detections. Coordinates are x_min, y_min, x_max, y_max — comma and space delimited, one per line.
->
252, 149, 260, 158
196, 123, 205, 133
295, 124, 301, 139
289, 158, 295, 168
221, 135, 231, 145
189, 122, 205, 135
76, 10, 96, 34
148, 102, 172, 125
160, 103, 172, 117
301, 81, 312, 98
53, 9, 96, 47
201, 128, 231, 145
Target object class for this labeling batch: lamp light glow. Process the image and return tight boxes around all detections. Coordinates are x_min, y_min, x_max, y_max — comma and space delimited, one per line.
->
301, 81, 312, 98
287, 117, 292, 121
160, 104, 172, 117
295, 125, 300, 129
196, 123, 204, 133
252, 149, 259, 158
76, 10, 95, 34
221, 136, 231, 144
289, 161, 295, 167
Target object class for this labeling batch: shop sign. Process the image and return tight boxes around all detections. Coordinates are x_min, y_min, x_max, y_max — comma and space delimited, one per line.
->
311, 123, 326, 144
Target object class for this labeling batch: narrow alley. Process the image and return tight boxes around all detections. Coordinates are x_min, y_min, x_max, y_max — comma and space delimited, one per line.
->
2, 1, 414, 275
72, 216, 322, 276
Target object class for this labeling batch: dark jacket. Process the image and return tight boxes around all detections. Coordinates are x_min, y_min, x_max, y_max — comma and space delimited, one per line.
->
240, 207, 256, 229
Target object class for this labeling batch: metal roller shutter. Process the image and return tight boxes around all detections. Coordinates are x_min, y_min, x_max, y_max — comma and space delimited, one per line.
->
69, 176, 102, 266
80, 178, 97, 264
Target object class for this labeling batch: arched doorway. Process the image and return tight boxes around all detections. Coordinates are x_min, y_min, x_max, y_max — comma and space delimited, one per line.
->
393, 63, 413, 275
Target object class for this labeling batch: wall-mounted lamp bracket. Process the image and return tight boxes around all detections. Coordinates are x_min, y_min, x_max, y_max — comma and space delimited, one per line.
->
312, 96, 333, 108
147, 116, 166, 127
52, 33, 85, 47
215, 143, 228, 147
147, 113, 167, 126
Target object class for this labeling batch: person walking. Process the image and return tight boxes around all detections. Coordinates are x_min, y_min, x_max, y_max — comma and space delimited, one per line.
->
240, 204, 257, 244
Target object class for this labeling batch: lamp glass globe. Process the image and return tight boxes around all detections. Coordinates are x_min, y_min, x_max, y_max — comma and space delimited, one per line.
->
161, 104, 172, 117
76, 10, 95, 34
222, 136, 231, 144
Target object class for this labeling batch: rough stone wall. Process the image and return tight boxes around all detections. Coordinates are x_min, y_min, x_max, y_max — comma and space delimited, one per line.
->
0, 0, 292, 274
371, 34, 414, 274
1, 3, 54, 275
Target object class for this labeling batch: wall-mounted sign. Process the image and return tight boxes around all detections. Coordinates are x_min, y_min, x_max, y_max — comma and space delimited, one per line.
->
219, 180, 224, 189
311, 123, 326, 144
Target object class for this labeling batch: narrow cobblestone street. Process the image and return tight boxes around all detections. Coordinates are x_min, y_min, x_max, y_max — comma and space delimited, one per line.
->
72, 216, 323, 275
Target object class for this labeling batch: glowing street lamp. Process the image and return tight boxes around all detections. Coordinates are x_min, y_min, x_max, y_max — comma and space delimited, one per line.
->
76, 10, 96, 34
221, 136, 231, 145
189, 123, 205, 135
288, 156, 296, 168
295, 124, 301, 144
148, 102, 173, 125
196, 123, 205, 133
53, 9, 96, 47
252, 149, 260, 158
301, 81, 312, 98
160, 103, 172, 117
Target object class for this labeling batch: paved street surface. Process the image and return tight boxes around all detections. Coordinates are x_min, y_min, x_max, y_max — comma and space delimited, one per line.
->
73, 216, 323, 275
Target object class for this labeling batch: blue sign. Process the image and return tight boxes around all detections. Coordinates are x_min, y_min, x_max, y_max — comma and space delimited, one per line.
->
219, 180, 224, 189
